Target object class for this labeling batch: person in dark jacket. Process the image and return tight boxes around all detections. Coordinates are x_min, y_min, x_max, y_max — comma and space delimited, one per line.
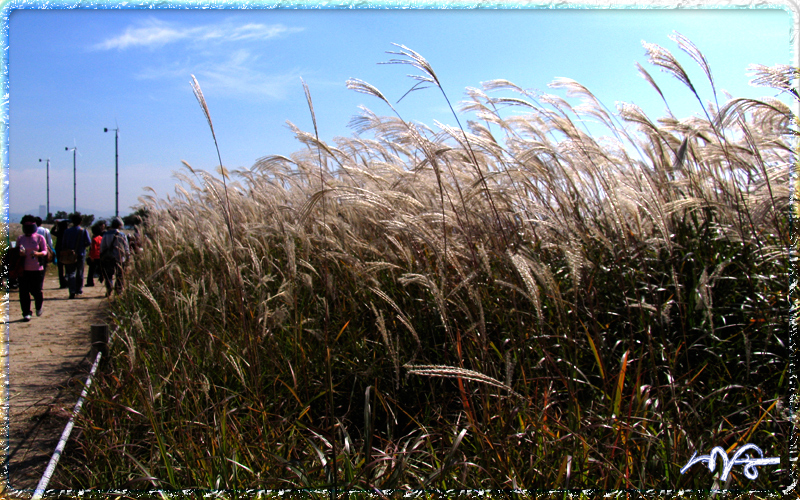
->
100, 217, 130, 298
61, 213, 91, 299
52, 219, 70, 288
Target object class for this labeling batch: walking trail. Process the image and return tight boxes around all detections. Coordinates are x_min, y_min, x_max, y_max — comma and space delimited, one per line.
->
2, 267, 109, 495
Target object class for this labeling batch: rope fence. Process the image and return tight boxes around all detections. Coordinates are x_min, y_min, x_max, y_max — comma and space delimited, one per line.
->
30, 324, 116, 500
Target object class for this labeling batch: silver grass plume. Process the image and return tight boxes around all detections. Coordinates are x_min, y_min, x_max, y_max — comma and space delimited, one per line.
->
636, 62, 674, 117
190, 75, 234, 244
671, 31, 716, 100
301, 78, 327, 223
383, 43, 508, 250
748, 64, 800, 101
642, 41, 696, 95
404, 364, 523, 399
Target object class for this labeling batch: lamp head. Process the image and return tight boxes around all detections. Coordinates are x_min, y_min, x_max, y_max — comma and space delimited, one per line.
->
104, 128, 108, 132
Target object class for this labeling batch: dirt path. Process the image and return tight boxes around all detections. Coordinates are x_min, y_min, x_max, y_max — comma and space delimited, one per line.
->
2, 265, 109, 494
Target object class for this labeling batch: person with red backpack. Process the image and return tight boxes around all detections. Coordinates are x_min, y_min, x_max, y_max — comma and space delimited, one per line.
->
86, 220, 105, 287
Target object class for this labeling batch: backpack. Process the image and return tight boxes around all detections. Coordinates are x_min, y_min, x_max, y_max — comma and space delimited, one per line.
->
40, 244, 55, 266
59, 228, 86, 265
100, 234, 119, 266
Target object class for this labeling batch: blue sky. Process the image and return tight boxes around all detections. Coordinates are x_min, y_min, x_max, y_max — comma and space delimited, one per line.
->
4, 3, 794, 220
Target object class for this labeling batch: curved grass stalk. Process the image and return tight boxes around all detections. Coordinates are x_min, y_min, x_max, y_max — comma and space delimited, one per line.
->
190, 75, 234, 244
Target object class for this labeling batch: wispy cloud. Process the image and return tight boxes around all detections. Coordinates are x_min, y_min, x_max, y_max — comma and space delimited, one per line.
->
94, 19, 185, 50
95, 18, 306, 100
137, 49, 304, 100
192, 49, 303, 100
94, 18, 303, 50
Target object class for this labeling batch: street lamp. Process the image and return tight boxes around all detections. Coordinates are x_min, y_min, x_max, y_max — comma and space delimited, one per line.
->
104, 127, 119, 217
38, 158, 50, 217
65, 146, 77, 213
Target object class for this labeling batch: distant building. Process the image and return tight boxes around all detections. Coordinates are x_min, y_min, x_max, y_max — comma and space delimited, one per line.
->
39, 205, 46, 220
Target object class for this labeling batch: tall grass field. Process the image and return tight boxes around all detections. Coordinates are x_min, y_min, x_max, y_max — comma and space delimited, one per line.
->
55, 37, 795, 495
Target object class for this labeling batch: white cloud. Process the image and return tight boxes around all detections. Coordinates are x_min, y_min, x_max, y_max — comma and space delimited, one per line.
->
94, 18, 306, 101
137, 49, 303, 100
94, 19, 188, 50
193, 49, 304, 100
200, 22, 301, 42
94, 18, 303, 51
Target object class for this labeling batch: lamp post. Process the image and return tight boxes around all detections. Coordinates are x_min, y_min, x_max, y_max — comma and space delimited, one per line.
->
104, 127, 119, 217
38, 158, 50, 218
65, 146, 76, 213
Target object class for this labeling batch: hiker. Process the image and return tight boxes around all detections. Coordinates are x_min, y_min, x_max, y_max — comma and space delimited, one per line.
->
16, 220, 47, 321
34, 216, 55, 273
60, 213, 91, 299
52, 219, 70, 288
100, 217, 130, 298
86, 220, 106, 287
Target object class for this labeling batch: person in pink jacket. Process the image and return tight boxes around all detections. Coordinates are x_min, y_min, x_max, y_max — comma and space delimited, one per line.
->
16, 219, 47, 321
